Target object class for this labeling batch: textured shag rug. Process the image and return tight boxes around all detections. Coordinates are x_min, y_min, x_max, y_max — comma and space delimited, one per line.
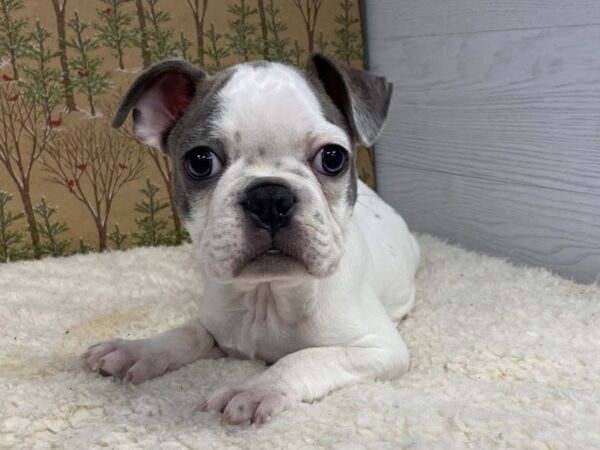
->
0, 235, 599, 449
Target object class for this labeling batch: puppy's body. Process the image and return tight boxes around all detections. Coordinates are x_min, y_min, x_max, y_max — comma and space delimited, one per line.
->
84, 55, 420, 425
200, 180, 419, 365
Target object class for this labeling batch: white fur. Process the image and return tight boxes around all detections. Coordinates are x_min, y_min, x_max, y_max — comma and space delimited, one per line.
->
196, 181, 419, 364
84, 62, 420, 425
216, 63, 351, 154
186, 64, 355, 282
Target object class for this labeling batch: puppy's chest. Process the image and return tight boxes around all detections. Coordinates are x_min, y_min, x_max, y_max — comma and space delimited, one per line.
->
201, 286, 306, 363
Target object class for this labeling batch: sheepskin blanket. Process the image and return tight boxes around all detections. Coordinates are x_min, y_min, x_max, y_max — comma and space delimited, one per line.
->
1, 235, 599, 449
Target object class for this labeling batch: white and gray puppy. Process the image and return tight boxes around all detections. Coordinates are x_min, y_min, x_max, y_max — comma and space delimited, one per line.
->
83, 54, 420, 425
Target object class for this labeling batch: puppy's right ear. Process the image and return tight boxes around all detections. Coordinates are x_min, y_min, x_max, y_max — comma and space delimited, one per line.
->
112, 59, 206, 151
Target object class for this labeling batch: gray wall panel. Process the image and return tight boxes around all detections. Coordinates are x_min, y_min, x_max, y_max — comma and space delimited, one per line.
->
377, 164, 600, 283
367, 0, 600, 40
365, 1, 600, 283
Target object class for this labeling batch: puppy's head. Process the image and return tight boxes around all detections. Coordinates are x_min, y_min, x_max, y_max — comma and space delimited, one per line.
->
113, 55, 392, 283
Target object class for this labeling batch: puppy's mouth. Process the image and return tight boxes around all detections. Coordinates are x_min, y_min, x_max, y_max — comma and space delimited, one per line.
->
237, 245, 305, 278
249, 246, 294, 264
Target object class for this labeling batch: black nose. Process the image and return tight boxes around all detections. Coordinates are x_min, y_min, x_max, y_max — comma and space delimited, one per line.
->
242, 183, 296, 234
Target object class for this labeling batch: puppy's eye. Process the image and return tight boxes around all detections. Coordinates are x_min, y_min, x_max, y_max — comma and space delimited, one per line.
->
312, 144, 349, 176
183, 146, 223, 180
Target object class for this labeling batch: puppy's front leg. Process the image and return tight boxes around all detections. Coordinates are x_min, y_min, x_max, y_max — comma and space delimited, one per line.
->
203, 337, 408, 425
83, 318, 222, 384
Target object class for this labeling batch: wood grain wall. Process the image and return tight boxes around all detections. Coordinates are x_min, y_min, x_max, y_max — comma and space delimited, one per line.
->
364, 0, 600, 283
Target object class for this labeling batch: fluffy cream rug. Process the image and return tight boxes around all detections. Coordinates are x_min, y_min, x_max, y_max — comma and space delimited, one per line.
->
0, 235, 599, 449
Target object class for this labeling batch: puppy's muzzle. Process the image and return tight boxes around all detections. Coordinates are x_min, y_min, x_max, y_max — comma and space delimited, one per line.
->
242, 183, 296, 235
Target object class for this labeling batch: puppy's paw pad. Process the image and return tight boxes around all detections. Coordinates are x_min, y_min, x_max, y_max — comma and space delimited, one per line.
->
202, 387, 289, 426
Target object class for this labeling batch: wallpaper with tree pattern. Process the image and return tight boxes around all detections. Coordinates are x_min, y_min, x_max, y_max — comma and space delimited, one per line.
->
0, 0, 369, 262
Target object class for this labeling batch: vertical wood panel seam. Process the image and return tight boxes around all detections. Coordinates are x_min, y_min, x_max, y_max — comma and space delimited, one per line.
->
359, 0, 380, 191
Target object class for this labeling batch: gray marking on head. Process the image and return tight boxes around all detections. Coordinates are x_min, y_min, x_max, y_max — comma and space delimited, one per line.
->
234, 131, 241, 143
347, 161, 357, 205
257, 147, 266, 157
298, 66, 352, 139
168, 68, 235, 219
290, 168, 306, 178
304, 53, 393, 147
248, 60, 269, 69
297, 63, 359, 206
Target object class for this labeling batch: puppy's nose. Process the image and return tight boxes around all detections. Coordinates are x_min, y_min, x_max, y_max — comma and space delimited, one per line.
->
242, 183, 296, 234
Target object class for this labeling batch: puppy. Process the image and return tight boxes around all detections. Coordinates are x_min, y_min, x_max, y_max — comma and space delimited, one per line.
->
83, 54, 420, 425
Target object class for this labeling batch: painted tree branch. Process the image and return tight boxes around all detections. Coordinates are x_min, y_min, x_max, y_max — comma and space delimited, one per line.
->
144, 0, 177, 62
225, 0, 259, 62
23, 21, 63, 121
264, 0, 293, 64
66, 11, 109, 116
291, 0, 322, 54
332, 0, 362, 65
50, 0, 77, 111
42, 119, 145, 251
95, 0, 136, 70
175, 31, 192, 60
132, 178, 172, 246
107, 95, 185, 244
0, 83, 56, 258
185, 0, 208, 65
257, 0, 269, 60
32, 196, 71, 257
204, 22, 229, 72
0, 0, 30, 80
0, 190, 27, 261
134, 0, 151, 68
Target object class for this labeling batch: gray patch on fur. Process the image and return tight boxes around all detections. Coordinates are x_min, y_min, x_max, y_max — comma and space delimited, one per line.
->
111, 58, 227, 220
298, 65, 352, 139
298, 61, 359, 206
347, 161, 357, 205
345, 66, 393, 146
290, 168, 306, 178
304, 53, 393, 146
234, 131, 242, 143
302, 53, 395, 206
248, 60, 269, 69
167, 68, 235, 219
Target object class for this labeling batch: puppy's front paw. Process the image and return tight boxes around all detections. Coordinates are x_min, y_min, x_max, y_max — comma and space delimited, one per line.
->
200, 385, 290, 425
82, 338, 170, 384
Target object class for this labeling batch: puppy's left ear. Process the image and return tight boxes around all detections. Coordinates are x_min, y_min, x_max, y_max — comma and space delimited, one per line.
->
112, 58, 206, 150
305, 53, 393, 146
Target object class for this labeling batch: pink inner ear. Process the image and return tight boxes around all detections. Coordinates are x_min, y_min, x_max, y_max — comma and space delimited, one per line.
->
133, 72, 194, 148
